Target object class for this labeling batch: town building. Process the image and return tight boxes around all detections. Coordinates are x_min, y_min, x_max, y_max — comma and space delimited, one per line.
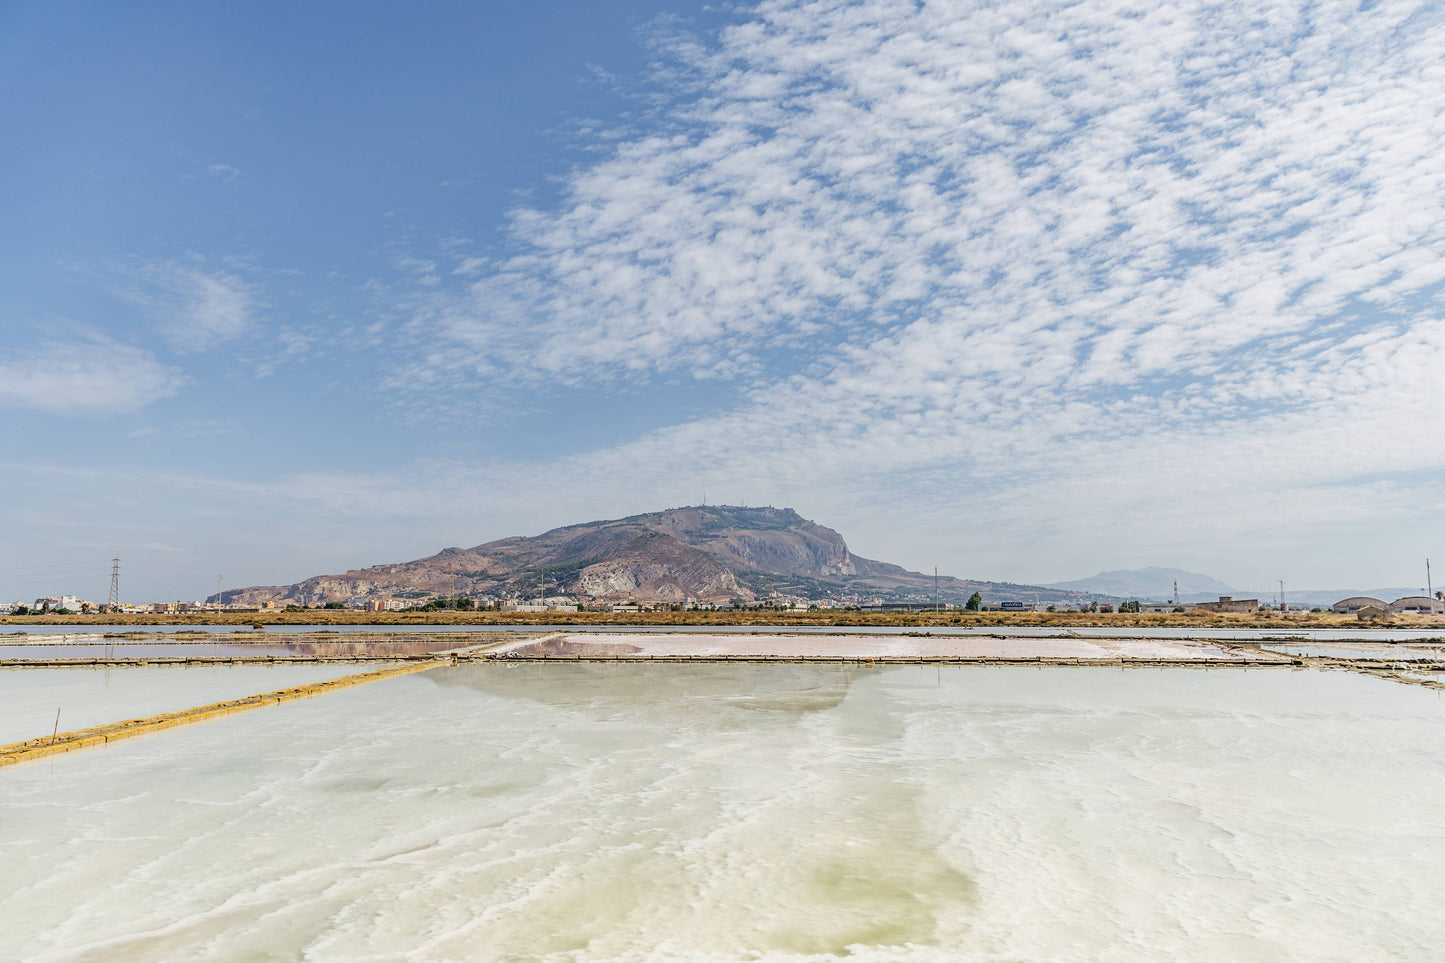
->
31, 595, 83, 612
501, 600, 574, 612
686, 600, 735, 610
1191, 596, 1259, 613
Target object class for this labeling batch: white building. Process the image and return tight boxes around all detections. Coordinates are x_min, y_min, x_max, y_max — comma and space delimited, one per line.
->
364, 598, 411, 612
32, 596, 83, 612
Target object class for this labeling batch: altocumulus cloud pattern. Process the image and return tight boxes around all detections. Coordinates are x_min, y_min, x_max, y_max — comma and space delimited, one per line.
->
7, 0, 1442, 594
381, 0, 1444, 561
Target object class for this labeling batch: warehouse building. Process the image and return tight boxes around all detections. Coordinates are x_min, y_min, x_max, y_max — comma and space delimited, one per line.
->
1390, 596, 1441, 614
1191, 596, 1259, 613
1332, 596, 1389, 614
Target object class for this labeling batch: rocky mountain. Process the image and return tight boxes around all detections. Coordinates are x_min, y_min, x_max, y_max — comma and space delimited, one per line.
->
221, 505, 1100, 607
1046, 567, 1235, 601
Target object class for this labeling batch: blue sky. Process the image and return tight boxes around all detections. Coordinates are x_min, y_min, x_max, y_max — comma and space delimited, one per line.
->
3, 0, 1444, 603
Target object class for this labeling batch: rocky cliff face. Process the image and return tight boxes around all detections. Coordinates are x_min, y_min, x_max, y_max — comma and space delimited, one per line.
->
575, 532, 742, 601
640, 507, 858, 577
221, 505, 1088, 606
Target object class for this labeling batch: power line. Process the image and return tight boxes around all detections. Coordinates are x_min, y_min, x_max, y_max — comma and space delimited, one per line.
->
109, 555, 121, 607
1, 572, 112, 593
0, 572, 109, 587
0, 560, 116, 576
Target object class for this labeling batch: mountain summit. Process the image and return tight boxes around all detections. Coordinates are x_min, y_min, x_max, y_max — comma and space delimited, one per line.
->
224, 505, 1094, 607
1046, 567, 1235, 601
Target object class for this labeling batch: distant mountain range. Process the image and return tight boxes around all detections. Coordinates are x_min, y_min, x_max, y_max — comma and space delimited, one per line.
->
1256, 587, 1431, 608
1047, 567, 1431, 607
220, 505, 1100, 607
1046, 567, 1235, 602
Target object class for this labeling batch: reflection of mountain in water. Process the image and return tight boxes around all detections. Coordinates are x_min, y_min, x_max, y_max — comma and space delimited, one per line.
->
426, 662, 866, 716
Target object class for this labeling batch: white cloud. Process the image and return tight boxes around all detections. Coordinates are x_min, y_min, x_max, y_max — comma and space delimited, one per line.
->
0, 341, 188, 416
126, 262, 260, 352
366, 0, 1445, 582
22, 0, 1442, 589
392, 0, 1445, 406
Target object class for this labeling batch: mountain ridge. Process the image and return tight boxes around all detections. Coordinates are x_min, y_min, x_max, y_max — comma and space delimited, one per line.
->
221, 505, 1100, 608
1046, 567, 1431, 607
1046, 567, 1236, 601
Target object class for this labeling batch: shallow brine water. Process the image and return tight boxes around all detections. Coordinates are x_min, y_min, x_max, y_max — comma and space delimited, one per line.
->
1260, 642, 1445, 660
2, 664, 1443, 962
0, 639, 468, 661
0, 664, 372, 745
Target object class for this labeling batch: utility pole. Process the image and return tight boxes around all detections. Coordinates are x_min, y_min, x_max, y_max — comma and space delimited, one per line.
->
1173, 579, 1178, 605
217, 574, 223, 610
1428, 559, 1435, 613
934, 567, 939, 613
108, 555, 120, 608
1278, 579, 1285, 613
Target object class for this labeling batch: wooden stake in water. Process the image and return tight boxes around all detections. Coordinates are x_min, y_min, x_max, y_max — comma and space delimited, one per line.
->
50, 708, 60, 746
